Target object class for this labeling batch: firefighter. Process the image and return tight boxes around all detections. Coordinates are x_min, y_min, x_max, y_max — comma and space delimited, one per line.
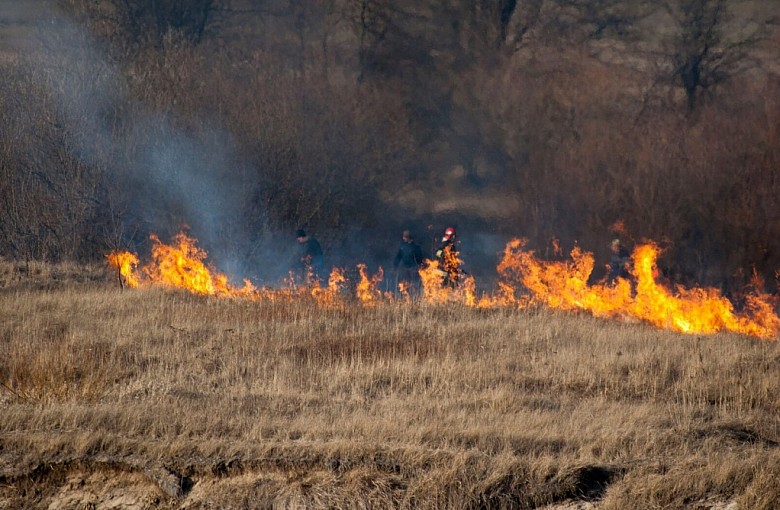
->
435, 227, 461, 287
393, 230, 424, 296
296, 229, 324, 283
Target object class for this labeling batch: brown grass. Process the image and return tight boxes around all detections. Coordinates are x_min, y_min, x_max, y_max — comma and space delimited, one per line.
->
0, 262, 779, 509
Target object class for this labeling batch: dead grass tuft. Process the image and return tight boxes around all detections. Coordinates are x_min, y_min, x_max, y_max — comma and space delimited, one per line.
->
0, 275, 778, 508
0, 329, 116, 404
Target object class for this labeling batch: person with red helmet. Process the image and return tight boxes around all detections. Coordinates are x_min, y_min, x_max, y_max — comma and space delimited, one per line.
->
435, 226, 461, 287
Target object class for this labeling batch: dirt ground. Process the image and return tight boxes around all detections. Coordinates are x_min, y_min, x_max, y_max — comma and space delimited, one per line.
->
0, 454, 739, 510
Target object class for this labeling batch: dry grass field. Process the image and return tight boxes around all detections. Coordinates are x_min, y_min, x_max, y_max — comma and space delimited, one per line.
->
1, 261, 779, 509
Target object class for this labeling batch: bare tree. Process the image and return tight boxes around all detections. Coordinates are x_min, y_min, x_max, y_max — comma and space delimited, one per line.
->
59, 0, 221, 48
670, 0, 727, 110
666, 0, 768, 112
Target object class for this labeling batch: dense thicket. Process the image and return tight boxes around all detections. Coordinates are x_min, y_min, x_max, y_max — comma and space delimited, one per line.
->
0, 0, 778, 290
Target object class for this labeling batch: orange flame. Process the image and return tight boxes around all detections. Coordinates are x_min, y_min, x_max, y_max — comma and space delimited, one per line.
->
551, 237, 562, 257
628, 244, 779, 338
496, 239, 779, 339
105, 231, 779, 339
356, 264, 384, 306
107, 232, 255, 298
106, 251, 140, 288
311, 267, 347, 307
144, 233, 255, 297
397, 281, 410, 300
418, 253, 477, 306
497, 239, 633, 316
419, 259, 448, 303
442, 245, 462, 286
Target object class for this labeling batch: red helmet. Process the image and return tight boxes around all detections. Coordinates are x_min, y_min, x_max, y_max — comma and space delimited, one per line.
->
443, 227, 456, 241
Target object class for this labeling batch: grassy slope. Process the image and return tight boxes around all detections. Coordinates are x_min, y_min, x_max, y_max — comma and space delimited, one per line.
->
0, 262, 778, 509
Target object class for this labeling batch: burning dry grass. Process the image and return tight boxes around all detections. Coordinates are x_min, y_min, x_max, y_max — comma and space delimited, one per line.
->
1, 265, 779, 509
107, 232, 780, 339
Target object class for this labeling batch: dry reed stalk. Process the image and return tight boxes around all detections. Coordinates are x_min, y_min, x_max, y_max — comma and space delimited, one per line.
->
0, 275, 778, 508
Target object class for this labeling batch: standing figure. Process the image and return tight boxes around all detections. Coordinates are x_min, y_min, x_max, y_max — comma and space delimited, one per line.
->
435, 227, 461, 287
296, 229, 324, 283
608, 238, 631, 283
393, 230, 424, 296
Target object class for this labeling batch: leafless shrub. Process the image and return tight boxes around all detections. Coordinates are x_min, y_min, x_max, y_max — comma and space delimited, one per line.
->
0, 0, 778, 293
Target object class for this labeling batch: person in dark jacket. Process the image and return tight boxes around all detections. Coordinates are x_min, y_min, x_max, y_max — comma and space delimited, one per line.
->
608, 238, 631, 283
393, 230, 424, 296
296, 229, 324, 282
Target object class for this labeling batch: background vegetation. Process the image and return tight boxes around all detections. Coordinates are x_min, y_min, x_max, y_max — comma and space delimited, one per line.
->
1, 266, 779, 508
1, 0, 779, 290
2, 3, 779, 507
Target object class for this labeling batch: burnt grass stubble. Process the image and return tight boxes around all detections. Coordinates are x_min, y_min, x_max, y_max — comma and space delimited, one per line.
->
0, 263, 779, 509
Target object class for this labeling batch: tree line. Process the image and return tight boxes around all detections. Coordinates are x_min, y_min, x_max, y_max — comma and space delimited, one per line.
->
0, 0, 778, 291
